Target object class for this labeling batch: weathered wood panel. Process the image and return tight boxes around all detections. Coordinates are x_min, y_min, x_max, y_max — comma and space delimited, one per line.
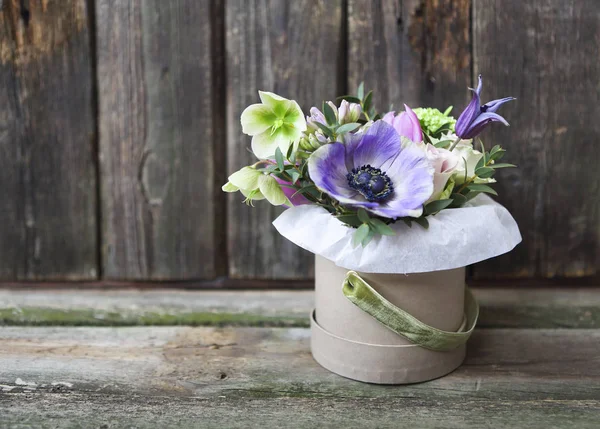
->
472, 0, 600, 278
0, 327, 599, 427
0, 0, 97, 280
226, 0, 343, 279
1, 287, 600, 328
96, 0, 221, 279
347, 0, 471, 112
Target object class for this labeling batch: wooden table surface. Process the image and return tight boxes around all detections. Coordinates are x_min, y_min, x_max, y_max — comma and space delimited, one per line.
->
1, 288, 599, 428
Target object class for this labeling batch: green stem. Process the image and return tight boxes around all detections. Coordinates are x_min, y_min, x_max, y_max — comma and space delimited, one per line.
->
456, 176, 476, 194
449, 136, 462, 151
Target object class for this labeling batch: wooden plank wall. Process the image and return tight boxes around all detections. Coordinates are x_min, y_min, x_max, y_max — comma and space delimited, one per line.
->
0, 0, 597, 283
95, 0, 222, 280
0, 0, 97, 280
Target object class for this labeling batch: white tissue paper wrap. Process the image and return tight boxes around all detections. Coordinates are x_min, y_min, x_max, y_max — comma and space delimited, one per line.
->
273, 194, 521, 274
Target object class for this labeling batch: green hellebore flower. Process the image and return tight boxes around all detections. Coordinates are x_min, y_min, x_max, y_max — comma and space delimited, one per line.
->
222, 167, 265, 205
221, 181, 239, 192
228, 166, 262, 190
241, 91, 306, 159
258, 175, 289, 206
222, 166, 290, 206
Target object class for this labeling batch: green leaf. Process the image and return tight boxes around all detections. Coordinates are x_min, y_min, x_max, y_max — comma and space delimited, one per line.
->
259, 164, 279, 173
369, 218, 395, 236
475, 154, 485, 171
433, 139, 453, 149
413, 217, 429, 229
489, 152, 505, 162
402, 218, 413, 228
362, 229, 376, 246
357, 208, 370, 224
465, 191, 482, 202
475, 166, 495, 178
424, 199, 453, 215
275, 147, 285, 171
337, 95, 362, 104
336, 214, 362, 228
450, 193, 468, 208
286, 143, 294, 160
489, 163, 516, 169
289, 170, 301, 184
291, 184, 314, 198
443, 105, 453, 115
352, 224, 370, 248
314, 122, 335, 139
489, 145, 502, 155
357, 82, 365, 100
488, 147, 506, 162
431, 123, 452, 138
336, 122, 362, 134
323, 102, 337, 126
467, 184, 498, 196
362, 91, 373, 114
301, 161, 309, 176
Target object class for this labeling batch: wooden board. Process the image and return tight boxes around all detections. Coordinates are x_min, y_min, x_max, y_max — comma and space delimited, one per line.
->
347, 0, 471, 113
0, 0, 97, 279
95, 0, 221, 280
225, 0, 343, 279
1, 287, 600, 329
0, 326, 598, 428
471, 0, 600, 279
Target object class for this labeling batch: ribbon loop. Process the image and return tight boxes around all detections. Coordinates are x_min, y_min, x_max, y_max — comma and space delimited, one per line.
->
342, 271, 479, 351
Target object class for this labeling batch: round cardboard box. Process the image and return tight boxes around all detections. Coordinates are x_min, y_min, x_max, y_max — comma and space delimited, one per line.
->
311, 255, 467, 384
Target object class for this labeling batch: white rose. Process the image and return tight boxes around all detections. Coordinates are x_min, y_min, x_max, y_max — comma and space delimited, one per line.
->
451, 143, 496, 185
414, 143, 460, 203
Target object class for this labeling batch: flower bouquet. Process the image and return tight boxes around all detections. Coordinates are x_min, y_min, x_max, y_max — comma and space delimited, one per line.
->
224, 76, 521, 384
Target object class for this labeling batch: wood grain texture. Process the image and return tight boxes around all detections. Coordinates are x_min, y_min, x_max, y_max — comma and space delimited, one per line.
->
226, 0, 343, 279
0, 0, 97, 280
0, 327, 599, 427
96, 0, 221, 280
347, 0, 471, 112
472, 0, 600, 279
1, 287, 600, 328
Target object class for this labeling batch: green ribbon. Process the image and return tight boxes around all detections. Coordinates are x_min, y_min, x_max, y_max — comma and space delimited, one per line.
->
342, 271, 479, 352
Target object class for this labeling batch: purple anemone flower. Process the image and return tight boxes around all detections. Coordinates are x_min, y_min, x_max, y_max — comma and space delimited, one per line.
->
455, 75, 515, 140
308, 121, 434, 219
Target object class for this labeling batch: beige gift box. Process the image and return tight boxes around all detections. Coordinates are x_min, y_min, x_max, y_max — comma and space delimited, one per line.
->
273, 195, 521, 384
311, 255, 467, 384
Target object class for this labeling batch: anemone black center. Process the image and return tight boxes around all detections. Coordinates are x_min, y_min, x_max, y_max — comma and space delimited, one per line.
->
347, 165, 394, 202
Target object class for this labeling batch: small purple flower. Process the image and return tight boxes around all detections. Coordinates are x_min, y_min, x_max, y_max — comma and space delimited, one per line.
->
306, 107, 327, 131
308, 121, 434, 219
455, 75, 515, 140
382, 104, 423, 143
